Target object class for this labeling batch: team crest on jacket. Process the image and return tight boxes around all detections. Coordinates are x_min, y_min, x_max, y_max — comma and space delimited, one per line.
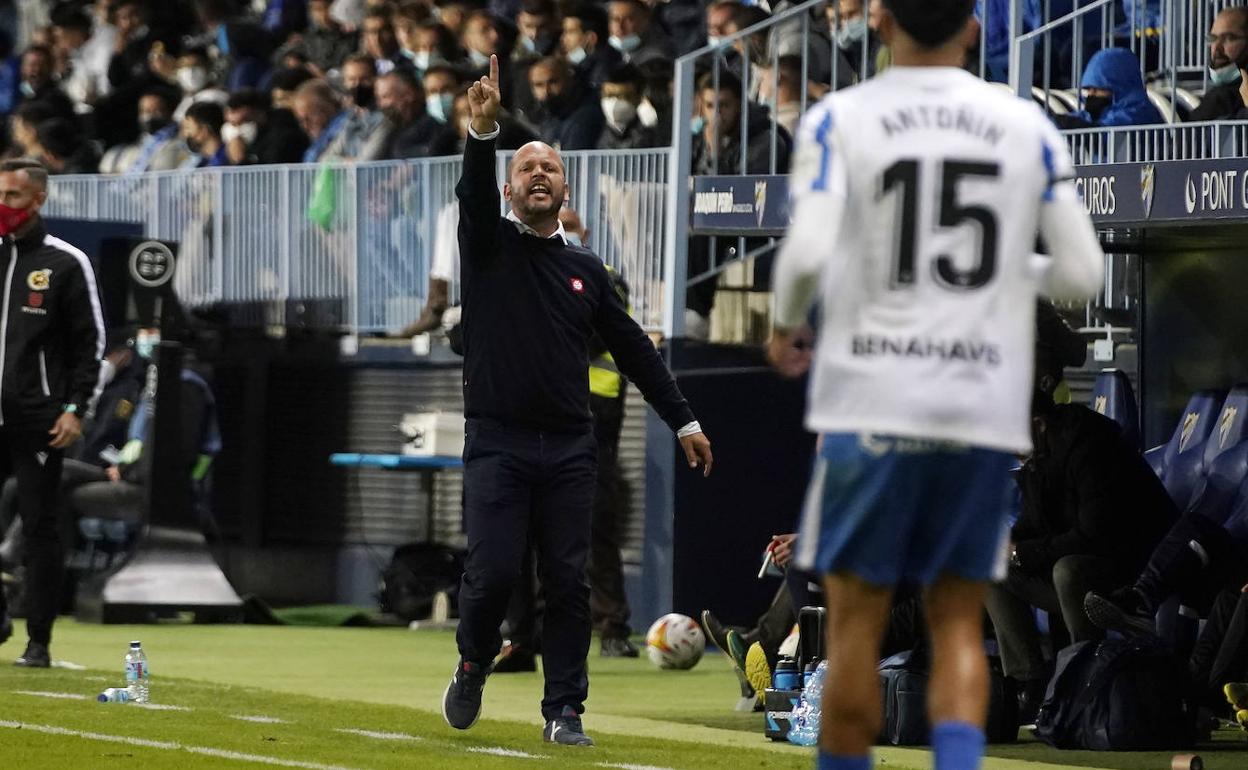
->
27, 269, 51, 291
569, 277, 585, 293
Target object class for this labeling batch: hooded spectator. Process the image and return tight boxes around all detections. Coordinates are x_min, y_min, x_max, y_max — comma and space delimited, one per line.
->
1067, 48, 1162, 128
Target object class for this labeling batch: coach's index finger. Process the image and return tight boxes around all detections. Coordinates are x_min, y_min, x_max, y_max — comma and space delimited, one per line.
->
488, 54, 499, 87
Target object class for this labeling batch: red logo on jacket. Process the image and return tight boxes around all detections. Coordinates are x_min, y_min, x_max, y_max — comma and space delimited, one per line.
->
27, 292, 42, 308
569, 277, 585, 293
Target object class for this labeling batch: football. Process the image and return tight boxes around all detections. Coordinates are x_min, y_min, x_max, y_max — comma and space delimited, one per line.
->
645, 613, 706, 670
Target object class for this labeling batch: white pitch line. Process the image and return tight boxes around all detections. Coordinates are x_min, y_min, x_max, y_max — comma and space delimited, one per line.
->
12, 690, 87, 700
132, 703, 191, 711
597, 764, 678, 770
334, 728, 421, 741
466, 746, 550, 759
0, 720, 361, 770
231, 715, 290, 724
51, 660, 87, 670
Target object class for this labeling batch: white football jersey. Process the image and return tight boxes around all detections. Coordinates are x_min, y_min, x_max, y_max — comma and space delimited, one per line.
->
773, 66, 1104, 453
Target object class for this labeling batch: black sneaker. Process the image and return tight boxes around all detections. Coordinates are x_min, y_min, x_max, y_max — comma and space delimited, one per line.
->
599, 636, 638, 658
442, 659, 490, 729
14, 641, 49, 668
700, 610, 730, 651
1016, 678, 1046, 726
1084, 587, 1157, 639
543, 705, 594, 746
0, 611, 11, 648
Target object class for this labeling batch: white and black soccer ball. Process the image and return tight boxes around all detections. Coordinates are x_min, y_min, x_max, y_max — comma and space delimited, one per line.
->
645, 613, 705, 670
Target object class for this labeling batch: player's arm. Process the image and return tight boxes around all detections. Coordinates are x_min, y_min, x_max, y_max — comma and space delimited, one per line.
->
769, 107, 847, 377
1036, 117, 1104, 302
456, 54, 502, 264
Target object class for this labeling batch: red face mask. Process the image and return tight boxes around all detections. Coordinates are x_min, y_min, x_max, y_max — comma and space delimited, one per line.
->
0, 203, 33, 237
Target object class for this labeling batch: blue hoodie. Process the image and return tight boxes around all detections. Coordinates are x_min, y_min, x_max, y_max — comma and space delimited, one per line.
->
1071, 48, 1162, 127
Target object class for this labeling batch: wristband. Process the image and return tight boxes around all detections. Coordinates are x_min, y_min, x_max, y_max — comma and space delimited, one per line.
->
63, 403, 79, 415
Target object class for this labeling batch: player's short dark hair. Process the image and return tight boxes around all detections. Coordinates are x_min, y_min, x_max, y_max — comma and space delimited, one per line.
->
565, 1, 607, 39
0, 157, 49, 188
185, 101, 225, 135
882, 0, 975, 49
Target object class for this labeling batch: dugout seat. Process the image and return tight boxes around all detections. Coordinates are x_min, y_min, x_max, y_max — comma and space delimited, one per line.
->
1089, 369, 1140, 450
1145, 388, 1225, 508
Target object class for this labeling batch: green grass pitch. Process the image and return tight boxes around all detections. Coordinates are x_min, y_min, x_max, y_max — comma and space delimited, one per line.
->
0, 619, 1245, 769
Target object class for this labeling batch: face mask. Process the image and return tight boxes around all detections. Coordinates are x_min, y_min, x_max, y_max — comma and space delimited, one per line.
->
222, 121, 258, 144
18, 81, 35, 98
690, 115, 705, 135
412, 50, 431, 70
564, 231, 582, 247
140, 116, 171, 135
601, 96, 637, 133
835, 17, 869, 49
1210, 61, 1243, 86
427, 92, 454, 123
637, 98, 658, 128
1084, 94, 1112, 121
351, 83, 374, 109
707, 35, 722, 47
177, 66, 209, 92
609, 34, 641, 53
0, 203, 33, 236
135, 331, 161, 360
469, 49, 490, 67
567, 46, 587, 65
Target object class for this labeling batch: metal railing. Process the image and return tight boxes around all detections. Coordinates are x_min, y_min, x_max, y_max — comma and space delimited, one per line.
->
1064, 120, 1248, 164
45, 149, 674, 334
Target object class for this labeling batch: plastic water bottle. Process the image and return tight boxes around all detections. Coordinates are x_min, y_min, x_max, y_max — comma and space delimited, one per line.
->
124, 641, 150, 703
788, 659, 827, 746
97, 687, 131, 703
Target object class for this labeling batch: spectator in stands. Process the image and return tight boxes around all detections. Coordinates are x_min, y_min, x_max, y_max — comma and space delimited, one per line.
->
294, 78, 352, 161
50, 5, 107, 107
758, 55, 811, 138
35, 118, 99, 174
422, 62, 462, 126
361, 7, 408, 75
433, 0, 474, 39
99, 87, 191, 174
269, 64, 316, 112
597, 63, 659, 149
607, 0, 673, 67
691, 69, 790, 177
393, 2, 428, 68
375, 67, 442, 158
526, 55, 602, 150
283, 0, 358, 75
18, 45, 74, 121
106, 0, 158, 91
172, 48, 230, 122
705, 1, 740, 47
1061, 48, 1162, 128
563, 2, 620, 91
515, 0, 560, 58
233, 86, 309, 164
182, 101, 228, 167
1192, 7, 1248, 121
426, 88, 538, 155
341, 52, 378, 111
411, 20, 462, 71
6, 101, 56, 159
460, 10, 500, 74
827, 0, 878, 82
984, 389, 1177, 722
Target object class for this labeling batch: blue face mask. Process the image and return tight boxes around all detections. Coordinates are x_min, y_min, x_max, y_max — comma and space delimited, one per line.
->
690, 116, 706, 135
1210, 61, 1243, 86
135, 333, 160, 360
565, 232, 582, 247
427, 92, 455, 123
609, 34, 641, 53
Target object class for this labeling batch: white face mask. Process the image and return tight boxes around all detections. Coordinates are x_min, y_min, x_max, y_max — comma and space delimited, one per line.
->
834, 17, 869, 49
636, 98, 658, 128
707, 35, 722, 47
427, 92, 454, 123
178, 66, 210, 93
601, 96, 637, 133
567, 46, 587, 65
18, 81, 35, 98
412, 50, 431, 70
1210, 61, 1243, 86
469, 49, 490, 67
564, 231, 582, 247
609, 34, 641, 53
222, 121, 258, 144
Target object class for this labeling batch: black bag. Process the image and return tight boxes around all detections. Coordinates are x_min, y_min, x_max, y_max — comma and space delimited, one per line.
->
1033, 638, 1196, 751
878, 649, 1019, 746
379, 543, 464, 621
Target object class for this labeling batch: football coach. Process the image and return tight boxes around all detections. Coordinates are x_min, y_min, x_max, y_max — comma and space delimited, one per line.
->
440, 55, 713, 747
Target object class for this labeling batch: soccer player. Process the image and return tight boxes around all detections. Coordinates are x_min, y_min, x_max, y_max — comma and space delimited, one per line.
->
767, 2, 1104, 769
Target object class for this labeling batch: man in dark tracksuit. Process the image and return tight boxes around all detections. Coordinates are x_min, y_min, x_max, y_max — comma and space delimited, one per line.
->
441, 56, 713, 747
0, 159, 105, 668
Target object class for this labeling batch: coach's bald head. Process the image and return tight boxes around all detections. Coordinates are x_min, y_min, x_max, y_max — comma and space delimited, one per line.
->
504, 141, 567, 236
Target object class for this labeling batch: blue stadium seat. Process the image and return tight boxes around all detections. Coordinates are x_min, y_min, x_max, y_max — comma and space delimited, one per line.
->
1145, 389, 1225, 508
1187, 441, 1248, 526
1089, 369, 1140, 450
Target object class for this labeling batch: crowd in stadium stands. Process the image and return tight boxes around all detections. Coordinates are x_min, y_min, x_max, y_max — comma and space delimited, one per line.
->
0, 0, 1242, 176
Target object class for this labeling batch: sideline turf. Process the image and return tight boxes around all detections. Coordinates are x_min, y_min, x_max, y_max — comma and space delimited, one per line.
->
0, 620, 1244, 769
